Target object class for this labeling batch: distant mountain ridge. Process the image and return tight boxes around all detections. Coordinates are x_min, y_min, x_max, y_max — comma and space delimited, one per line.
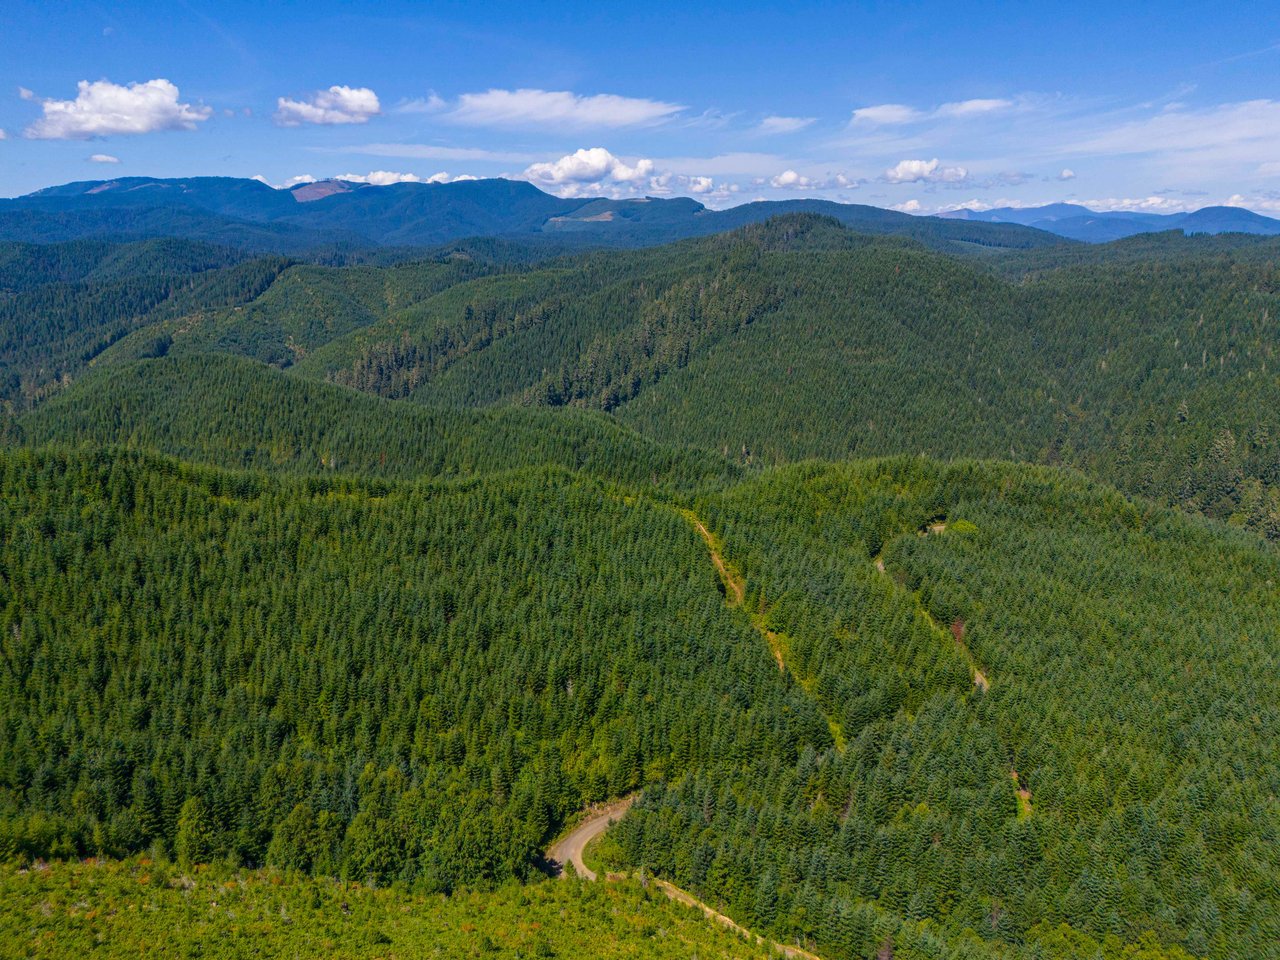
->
0, 175, 1065, 254
940, 201, 1280, 242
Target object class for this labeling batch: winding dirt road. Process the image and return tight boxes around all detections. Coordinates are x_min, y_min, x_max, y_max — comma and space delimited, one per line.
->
548, 796, 823, 959
546, 795, 635, 881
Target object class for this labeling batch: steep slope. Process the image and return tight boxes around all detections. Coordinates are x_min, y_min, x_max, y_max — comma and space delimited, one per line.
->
0, 239, 287, 409
614, 458, 1280, 959
19, 353, 737, 489
1, 445, 1273, 959
93, 255, 505, 369
6, 216, 1278, 533
0, 446, 823, 888
614, 249, 1280, 532
256, 215, 1280, 534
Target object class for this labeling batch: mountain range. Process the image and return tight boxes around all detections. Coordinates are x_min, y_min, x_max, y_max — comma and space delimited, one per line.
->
4, 176, 1277, 253
0, 176, 1061, 254
940, 201, 1280, 241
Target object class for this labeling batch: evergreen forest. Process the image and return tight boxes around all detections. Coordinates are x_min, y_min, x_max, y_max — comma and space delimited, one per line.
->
2, 207, 1277, 960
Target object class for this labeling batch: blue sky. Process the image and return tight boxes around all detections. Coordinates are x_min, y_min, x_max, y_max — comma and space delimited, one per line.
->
1, 0, 1277, 214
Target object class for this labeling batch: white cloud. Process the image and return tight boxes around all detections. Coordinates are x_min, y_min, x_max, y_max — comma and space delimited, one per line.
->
337, 170, 483, 186
763, 169, 861, 191
1225, 193, 1280, 214
1058, 168, 1076, 180
937, 199, 996, 212
449, 89, 683, 129
770, 169, 817, 189
522, 147, 738, 202
1082, 195, 1191, 212
852, 103, 923, 125
17, 87, 34, 101
757, 115, 815, 135
853, 98, 1014, 127
936, 198, 1045, 213
394, 93, 446, 114
935, 98, 1014, 118
523, 147, 655, 196
883, 158, 969, 184
24, 79, 211, 140
891, 199, 923, 213
335, 170, 422, 185
648, 172, 736, 199
88, 153, 120, 163
1073, 99, 1280, 156
274, 86, 380, 126
0, 128, 6, 140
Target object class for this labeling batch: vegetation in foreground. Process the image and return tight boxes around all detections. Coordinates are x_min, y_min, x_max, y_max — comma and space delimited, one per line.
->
0, 857, 780, 959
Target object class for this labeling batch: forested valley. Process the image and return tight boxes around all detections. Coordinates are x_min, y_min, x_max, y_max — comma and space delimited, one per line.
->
2, 213, 1277, 960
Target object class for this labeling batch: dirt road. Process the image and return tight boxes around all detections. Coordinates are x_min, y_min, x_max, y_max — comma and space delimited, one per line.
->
546, 795, 635, 881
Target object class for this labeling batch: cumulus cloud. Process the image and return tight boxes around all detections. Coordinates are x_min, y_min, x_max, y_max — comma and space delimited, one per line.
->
649, 172, 738, 200
883, 158, 969, 184
769, 169, 817, 189
891, 199, 923, 213
274, 86, 380, 126
763, 169, 860, 191
757, 115, 815, 135
329, 170, 478, 185
522, 147, 736, 201
0, 129, 6, 140
24, 79, 211, 140
1081, 195, 1194, 212
1058, 168, 1076, 180
335, 170, 423, 185
523, 147, 655, 196
1224, 193, 1280, 214
449, 89, 683, 129
88, 153, 120, 163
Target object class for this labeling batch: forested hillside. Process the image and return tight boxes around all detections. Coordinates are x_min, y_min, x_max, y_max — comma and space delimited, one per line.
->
2, 205, 1278, 960
0, 441, 1275, 959
19, 353, 737, 489
149, 212, 1272, 537
0, 238, 288, 411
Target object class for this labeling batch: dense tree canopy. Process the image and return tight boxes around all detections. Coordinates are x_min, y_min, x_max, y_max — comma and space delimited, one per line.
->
2, 216, 1277, 960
